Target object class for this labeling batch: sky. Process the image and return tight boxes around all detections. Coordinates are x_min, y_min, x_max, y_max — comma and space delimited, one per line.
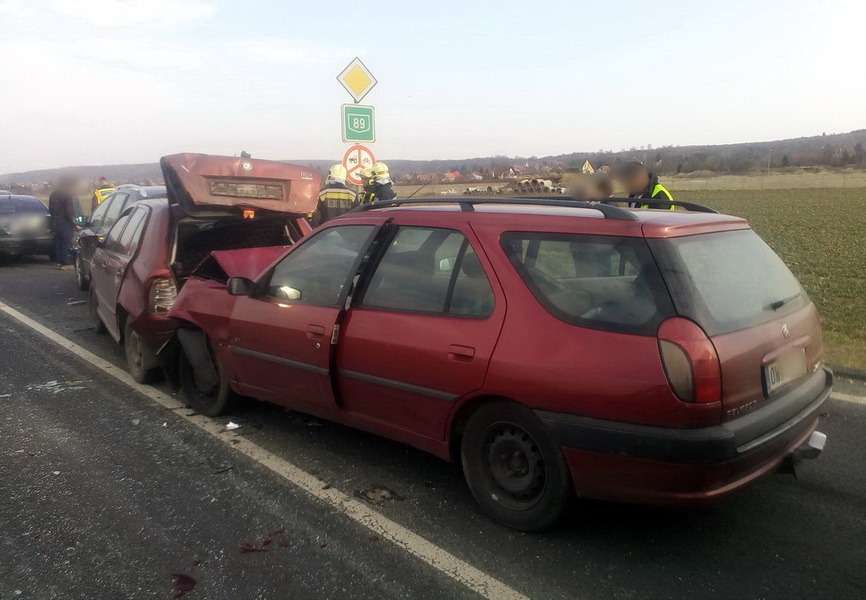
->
0, 0, 864, 174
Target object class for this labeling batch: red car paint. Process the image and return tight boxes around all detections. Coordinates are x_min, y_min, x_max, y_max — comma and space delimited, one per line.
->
89, 154, 319, 369
169, 202, 832, 505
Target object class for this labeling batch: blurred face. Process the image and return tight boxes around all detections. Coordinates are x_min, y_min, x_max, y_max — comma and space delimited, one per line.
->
625, 170, 650, 195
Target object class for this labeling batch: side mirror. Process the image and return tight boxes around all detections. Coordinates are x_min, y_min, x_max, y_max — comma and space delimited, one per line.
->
227, 277, 254, 296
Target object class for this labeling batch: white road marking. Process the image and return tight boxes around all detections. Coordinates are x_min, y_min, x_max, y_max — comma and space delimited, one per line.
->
832, 391, 866, 405
0, 301, 529, 600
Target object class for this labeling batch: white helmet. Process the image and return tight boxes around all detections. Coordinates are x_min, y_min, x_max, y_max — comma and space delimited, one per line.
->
328, 164, 348, 183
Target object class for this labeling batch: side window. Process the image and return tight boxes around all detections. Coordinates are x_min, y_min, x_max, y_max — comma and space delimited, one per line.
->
266, 225, 374, 306
501, 233, 672, 334
103, 193, 129, 227
116, 208, 148, 255
361, 227, 495, 318
90, 196, 113, 228
103, 215, 131, 254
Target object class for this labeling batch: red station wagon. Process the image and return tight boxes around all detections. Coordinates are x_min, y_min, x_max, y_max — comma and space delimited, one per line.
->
168, 197, 832, 530
88, 153, 319, 382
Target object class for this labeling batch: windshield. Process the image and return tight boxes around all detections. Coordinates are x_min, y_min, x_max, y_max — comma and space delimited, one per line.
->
651, 229, 809, 336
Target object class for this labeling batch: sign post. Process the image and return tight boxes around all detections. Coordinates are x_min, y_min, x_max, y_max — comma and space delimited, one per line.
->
341, 104, 375, 143
342, 145, 376, 186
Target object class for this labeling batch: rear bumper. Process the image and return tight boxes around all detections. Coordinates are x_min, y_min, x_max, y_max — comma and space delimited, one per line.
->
0, 236, 53, 256
537, 367, 833, 503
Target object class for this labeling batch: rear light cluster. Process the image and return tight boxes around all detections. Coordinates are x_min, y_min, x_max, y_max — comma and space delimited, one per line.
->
658, 318, 721, 404
149, 278, 177, 314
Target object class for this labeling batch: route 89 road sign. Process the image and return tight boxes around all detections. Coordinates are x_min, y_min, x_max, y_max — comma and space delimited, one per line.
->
341, 104, 376, 143
342, 145, 376, 186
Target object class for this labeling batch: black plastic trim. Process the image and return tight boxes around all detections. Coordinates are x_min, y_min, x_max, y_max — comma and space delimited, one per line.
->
229, 345, 329, 376
339, 369, 458, 402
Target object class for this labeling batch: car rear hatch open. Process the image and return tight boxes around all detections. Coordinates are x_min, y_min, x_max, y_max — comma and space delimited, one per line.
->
651, 228, 829, 433
160, 153, 320, 217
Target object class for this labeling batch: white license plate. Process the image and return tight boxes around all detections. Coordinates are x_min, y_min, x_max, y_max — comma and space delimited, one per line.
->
764, 348, 807, 395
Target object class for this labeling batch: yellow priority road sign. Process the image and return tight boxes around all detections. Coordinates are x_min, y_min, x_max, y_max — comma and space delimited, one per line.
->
338, 57, 378, 103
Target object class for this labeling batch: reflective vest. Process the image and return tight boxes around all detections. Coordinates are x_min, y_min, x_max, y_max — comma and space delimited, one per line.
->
640, 183, 674, 210
314, 187, 357, 225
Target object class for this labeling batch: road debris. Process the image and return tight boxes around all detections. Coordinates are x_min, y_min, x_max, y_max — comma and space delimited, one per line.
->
355, 484, 403, 504
131, 419, 141, 426
66, 300, 85, 306
225, 421, 241, 431
171, 573, 196, 598
241, 542, 269, 553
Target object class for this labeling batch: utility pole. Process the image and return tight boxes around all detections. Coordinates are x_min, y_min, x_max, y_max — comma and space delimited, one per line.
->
767, 149, 773, 175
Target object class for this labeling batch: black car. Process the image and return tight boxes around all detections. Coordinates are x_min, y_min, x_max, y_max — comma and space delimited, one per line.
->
0, 195, 53, 260
73, 185, 167, 290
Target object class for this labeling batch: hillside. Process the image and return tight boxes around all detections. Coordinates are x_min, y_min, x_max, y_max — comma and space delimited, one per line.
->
2, 129, 864, 188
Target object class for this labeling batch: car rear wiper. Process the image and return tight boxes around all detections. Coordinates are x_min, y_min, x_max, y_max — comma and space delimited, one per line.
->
769, 292, 801, 311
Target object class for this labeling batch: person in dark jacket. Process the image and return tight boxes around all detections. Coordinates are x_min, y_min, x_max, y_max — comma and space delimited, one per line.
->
619, 162, 674, 209
48, 177, 83, 269
360, 162, 396, 204
312, 164, 357, 226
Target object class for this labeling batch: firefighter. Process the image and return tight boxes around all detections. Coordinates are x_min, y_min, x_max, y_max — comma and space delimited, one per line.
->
312, 164, 357, 225
619, 162, 674, 209
360, 162, 396, 204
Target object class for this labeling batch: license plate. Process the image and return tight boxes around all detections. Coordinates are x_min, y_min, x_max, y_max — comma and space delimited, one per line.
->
763, 348, 807, 395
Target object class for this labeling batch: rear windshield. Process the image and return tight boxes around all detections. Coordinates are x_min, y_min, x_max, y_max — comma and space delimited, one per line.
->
0, 196, 48, 215
501, 233, 675, 335
650, 229, 808, 336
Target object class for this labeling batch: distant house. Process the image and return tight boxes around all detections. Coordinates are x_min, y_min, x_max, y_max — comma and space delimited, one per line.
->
416, 173, 436, 183
398, 174, 415, 184
471, 172, 484, 181
443, 171, 462, 182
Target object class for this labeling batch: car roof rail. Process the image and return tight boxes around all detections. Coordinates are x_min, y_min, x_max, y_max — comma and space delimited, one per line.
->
350, 196, 640, 221
599, 197, 719, 213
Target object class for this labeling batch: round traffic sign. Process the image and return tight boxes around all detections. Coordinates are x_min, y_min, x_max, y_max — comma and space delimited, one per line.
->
342, 144, 376, 186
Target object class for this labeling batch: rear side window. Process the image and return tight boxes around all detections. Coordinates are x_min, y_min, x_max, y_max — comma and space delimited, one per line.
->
360, 226, 495, 318
651, 229, 808, 336
501, 233, 674, 335
103, 215, 130, 253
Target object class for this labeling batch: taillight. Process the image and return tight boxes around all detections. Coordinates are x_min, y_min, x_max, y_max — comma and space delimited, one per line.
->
149, 278, 177, 314
658, 318, 721, 404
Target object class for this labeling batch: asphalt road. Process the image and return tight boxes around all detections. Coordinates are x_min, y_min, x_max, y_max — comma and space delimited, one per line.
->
1, 255, 865, 600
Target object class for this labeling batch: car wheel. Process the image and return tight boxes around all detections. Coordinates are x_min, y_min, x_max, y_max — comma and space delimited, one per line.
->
74, 255, 89, 291
89, 288, 107, 334
179, 336, 235, 417
461, 401, 571, 531
124, 321, 160, 384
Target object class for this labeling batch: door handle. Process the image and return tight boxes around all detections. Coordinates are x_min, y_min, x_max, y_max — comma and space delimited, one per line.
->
116, 267, 125, 277
306, 324, 326, 340
448, 344, 476, 361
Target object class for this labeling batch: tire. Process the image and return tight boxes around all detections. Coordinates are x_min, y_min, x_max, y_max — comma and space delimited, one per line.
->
124, 321, 160, 384
74, 254, 89, 291
179, 335, 235, 417
461, 401, 571, 531
89, 287, 107, 334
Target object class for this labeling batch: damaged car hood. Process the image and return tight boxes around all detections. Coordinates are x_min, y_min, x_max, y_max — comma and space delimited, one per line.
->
198, 246, 288, 281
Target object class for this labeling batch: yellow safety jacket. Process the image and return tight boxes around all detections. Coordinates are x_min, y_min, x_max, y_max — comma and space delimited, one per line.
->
313, 186, 357, 225
639, 181, 674, 210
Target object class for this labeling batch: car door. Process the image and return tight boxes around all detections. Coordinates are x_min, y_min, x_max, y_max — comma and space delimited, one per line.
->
227, 224, 377, 410
336, 220, 506, 440
92, 207, 148, 341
